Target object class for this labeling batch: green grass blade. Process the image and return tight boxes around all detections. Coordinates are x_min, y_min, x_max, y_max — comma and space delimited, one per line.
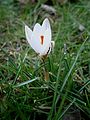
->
13, 77, 39, 88
60, 37, 88, 93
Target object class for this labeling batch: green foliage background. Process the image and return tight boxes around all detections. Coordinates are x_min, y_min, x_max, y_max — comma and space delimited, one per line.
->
0, 0, 90, 119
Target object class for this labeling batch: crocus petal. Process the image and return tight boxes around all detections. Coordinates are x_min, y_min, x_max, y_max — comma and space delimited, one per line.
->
40, 43, 51, 56
42, 18, 51, 31
25, 25, 32, 42
33, 23, 42, 33
42, 18, 52, 53
31, 28, 51, 55
40, 29, 51, 55
31, 31, 42, 54
25, 25, 38, 53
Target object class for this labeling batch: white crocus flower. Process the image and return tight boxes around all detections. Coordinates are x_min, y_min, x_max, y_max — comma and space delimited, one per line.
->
25, 18, 54, 56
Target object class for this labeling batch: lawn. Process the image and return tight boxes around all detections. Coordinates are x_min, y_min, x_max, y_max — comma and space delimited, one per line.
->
0, 0, 90, 120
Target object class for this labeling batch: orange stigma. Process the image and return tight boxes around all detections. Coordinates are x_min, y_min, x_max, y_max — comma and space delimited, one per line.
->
40, 35, 44, 45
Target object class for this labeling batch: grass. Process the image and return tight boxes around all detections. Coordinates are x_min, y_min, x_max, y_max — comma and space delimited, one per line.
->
0, 0, 90, 120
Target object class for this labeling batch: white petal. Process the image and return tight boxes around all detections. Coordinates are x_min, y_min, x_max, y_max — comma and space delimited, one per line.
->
41, 19, 52, 55
40, 44, 51, 56
31, 32, 42, 54
31, 28, 51, 55
42, 18, 51, 31
25, 25, 38, 53
39, 28, 51, 55
31, 23, 42, 53
33, 23, 42, 33
25, 25, 32, 44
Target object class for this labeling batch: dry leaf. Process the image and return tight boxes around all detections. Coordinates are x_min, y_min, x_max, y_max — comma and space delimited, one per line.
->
41, 4, 56, 15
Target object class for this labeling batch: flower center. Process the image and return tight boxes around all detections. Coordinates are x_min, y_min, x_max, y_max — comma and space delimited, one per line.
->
40, 35, 44, 45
